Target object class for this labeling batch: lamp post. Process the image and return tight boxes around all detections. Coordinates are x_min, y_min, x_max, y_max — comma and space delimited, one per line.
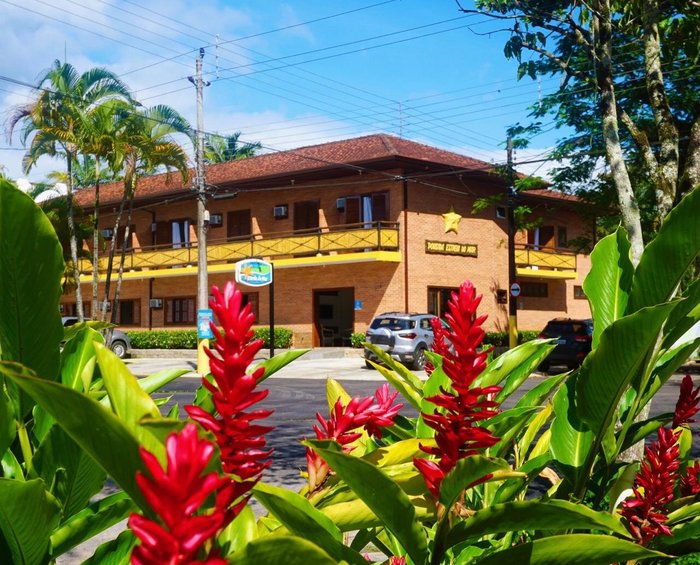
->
507, 136, 519, 350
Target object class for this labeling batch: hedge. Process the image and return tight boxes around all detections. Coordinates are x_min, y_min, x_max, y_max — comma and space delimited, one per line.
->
126, 327, 294, 349
482, 330, 540, 347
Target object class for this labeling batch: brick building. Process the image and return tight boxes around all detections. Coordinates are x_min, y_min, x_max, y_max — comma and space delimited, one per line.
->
66, 134, 593, 346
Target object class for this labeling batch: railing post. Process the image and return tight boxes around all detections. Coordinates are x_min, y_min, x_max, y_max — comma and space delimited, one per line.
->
377, 221, 382, 250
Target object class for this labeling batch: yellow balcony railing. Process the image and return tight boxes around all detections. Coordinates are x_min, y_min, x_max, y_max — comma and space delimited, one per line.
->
515, 244, 577, 279
81, 221, 400, 274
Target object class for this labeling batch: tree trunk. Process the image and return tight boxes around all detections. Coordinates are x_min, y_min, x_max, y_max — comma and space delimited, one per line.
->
111, 190, 135, 325
65, 151, 84, 321
593, 1, 645, 266
91, 159, 101, 320
681, 110, 700, 194
101, 192, 126, 321
642, 0, 679, 223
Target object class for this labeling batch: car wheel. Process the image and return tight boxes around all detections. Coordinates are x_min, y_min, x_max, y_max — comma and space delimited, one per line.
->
412, 346, 427, 370
111, 340, 128, 359
365, 360, 375, 370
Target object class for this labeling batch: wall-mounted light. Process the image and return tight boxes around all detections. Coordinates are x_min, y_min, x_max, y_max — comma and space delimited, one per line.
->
101, 228, 114, 239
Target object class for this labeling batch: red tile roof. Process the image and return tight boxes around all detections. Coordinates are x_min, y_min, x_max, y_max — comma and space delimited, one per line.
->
74, 134, 577, 207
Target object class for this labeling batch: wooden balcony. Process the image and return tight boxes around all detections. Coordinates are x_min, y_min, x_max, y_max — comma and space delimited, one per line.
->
515, 244, 578, 279
80, 221, 401, 280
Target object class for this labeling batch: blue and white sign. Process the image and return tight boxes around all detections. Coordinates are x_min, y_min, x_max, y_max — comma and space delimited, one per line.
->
354, 299, 363, 311
197, 308, 214, 339
235, 258, 273, 287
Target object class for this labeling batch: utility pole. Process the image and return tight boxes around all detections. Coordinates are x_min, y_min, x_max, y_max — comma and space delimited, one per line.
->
190, 48, 211, 375
506, 136, 519, 350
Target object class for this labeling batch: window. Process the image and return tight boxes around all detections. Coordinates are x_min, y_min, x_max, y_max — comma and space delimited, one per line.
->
527, 225, 555, 249
227, 209, 252, 240
116, 299, 140, 325
428, 287, 459, 318
520, 282, 549, 298
574, 285, 587, 300
294, 200, 320, 231
242, 293, 259, 320
171, 219, 191, 249
343, 192, 388, 225
557, 226, 568, 247
116, 224, 135, 251
166, 297, 196, 325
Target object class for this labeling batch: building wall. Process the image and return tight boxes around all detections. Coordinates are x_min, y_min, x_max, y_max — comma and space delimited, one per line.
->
70, 171, 593, 339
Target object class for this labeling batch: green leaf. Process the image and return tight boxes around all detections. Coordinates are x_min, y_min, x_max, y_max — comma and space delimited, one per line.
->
255, 349, 309, 382
487, 407, 542, 459
550, 375, 593, 489
445, 500, 630, 551
576, 302, 677, 438
80, 529, 135, 565
320, 496, 435, 531
416, 363, 451, 438
219, 505, 257, 557
475, 534, 666, 564
641, 339, 700, 406
372, 361, 423, 411
485, 340, 557, 401
362, 439, 425, 467
308, 440, 428, 565
229, 536, 337, 565
493, 453, 552, 503
583, 228, 633, 348
0, 388, 15, 456
50, 491, 136, 557
0, 181, 64, 418
516, 403, 554, 462
662, 278, 700, 350
325, 377, 352, 414
364, 343, 425, 396
514, 373, 568, 409
628, 187, 700, 314
30, 424, 106, 519
60, 327, 102, 392
253, 483, 366, 565
136, 368, 189, 394
668, 502, 700, 526
0, 478, 61, 565
0, 361, 151, 512
620, 416, 671, 453
439, 455, 512, 510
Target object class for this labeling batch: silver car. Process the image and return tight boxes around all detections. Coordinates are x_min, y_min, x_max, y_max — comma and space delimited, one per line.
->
62, 316, 132, 359
364, 312, 437, 370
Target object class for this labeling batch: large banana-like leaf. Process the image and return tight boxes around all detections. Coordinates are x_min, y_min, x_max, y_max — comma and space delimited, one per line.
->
80, 529, 135, 565
371, 361, 423, 411
549, 375, 592, 490
582, 228, 633, 348
253, 483, 366, 565
50, 491, 136, 557
628, 186, 700, 314
640, 338, 700, 407
229, 536, 337, 565
438, 455, 513, 510
0, 478, 61, 565
219, 505, 257, 557
255, 348, 309, 381
576, 302, 677, 439
0, 181, 64, 418
475, 534, 666, 564
364, 343, 425, 396
320, 495, 435, 530
308, 440, 428, 565
0, 362, 151, 512
662, 278, 700, 350
477, 340, 555, 391
0, 388, 15, 455
445, 499, 630, 551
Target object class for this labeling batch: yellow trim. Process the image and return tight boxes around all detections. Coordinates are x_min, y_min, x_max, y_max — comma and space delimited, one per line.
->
516, 267, 578, 280
79, 251, 402, 282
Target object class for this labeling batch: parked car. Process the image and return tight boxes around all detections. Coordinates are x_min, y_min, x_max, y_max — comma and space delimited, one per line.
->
364, 312, 438, 370
537, 318, 593, 372
61, 316, 132, 359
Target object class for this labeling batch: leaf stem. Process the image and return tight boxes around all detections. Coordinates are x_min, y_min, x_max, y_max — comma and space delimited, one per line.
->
17, 420, 32, 471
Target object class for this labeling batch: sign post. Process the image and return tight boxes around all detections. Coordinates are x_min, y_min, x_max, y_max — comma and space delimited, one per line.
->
235, 258, 275, 357
197, 308, 214, 375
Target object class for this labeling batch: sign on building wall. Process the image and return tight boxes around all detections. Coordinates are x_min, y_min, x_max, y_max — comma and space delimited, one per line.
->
235, 258, 273, 287
425, 240, 478, 257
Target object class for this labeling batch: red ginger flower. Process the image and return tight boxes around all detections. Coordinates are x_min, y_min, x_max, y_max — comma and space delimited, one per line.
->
306, 383, 402, 491
620, 426, 680, 545
673, 375, 700, 428
414, 282, 501, 498
128, 423, 230, 565
389, 557, 406, 565
681, 461, 700, 497
185, 282, 273, 514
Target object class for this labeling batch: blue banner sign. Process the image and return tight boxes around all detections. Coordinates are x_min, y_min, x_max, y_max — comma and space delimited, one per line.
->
235, 258, 273, 287
197, 308, 214, 339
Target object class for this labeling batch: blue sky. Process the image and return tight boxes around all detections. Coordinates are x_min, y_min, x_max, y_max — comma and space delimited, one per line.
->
0, 0, 563, 183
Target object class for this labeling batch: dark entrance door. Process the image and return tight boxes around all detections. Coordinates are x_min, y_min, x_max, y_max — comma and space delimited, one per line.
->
313, 288, 354, 347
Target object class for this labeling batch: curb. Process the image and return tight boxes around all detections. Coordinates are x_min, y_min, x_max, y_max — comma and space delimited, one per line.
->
131, 347, 365, 360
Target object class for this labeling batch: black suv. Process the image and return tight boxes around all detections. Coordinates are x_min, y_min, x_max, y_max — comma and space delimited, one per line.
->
538, 318, 593, 372
364, 312, 437, 370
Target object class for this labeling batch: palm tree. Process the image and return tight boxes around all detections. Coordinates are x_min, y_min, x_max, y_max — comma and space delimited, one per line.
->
101, 104, 190, 323
204, 131, 261, 163
5, 60, 131, 321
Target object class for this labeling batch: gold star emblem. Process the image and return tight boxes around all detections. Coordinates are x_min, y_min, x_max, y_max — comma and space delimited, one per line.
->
442, 207, 462, 234
241, 264, 253, 278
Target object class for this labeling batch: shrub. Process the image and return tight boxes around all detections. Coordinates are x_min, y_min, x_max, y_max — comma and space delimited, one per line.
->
126, 327, 294, 349
482, 330, 539, 347
350, 332, 365, 348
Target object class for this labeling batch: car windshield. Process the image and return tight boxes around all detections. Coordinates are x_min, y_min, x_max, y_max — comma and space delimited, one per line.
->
543, 322, 590, 335
370, 317, 415, 331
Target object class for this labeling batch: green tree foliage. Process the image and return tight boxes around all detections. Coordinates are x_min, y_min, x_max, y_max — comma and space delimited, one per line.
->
204, 131, 262, 164
458, 0, 700, 264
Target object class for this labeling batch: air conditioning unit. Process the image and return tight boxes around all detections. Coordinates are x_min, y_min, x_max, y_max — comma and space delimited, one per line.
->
273, 205, 288, 219
336, 197, 346, 211
149, 298, 163, 309
209, 213, 223, 226
151, 222, 158, 233
101, 228, 114, 239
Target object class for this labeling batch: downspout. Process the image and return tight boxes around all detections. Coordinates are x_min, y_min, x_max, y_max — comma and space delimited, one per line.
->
148, 277, 154, 330
403, 179, 409, 312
